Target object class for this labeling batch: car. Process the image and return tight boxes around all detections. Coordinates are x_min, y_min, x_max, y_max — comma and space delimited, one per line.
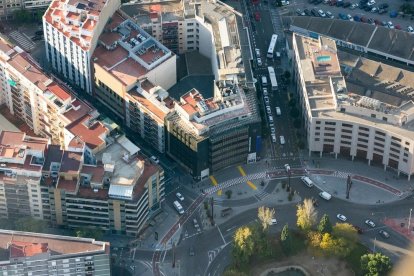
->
374, 19, 381, 25
284, 163, 291, 172
346, 14, 353, 21
311, 8, 319, 17
150, 156, 159, 163
263, 88, 269, 96
378, 8, 387, 14
264, 96, 269, 103
266, 107, 271, 115
343, 1, 351, 8
189, 246, 195, 256
257, 57, 262, 66
326, 11, 334, 18
353, 15, 361, 22
365, 219, 376, 228
323, 0, 330, 4
353, 225, 363, 234
367, 0, 375, 6
304, 9, 311, 16
255, 48, 261, 57
360, 16, 368, 23
281, 0, 290, 5
389, 11, 398, 18
318, 9, 326, 17
270, 127, 275, 134
379, 229, 390, 238
387, 21, 394, 29
381, 21, 387, 26
338, 13, 348, 20
31, 36, 43, 41
254, 11, 261, 21
279, 135, 285, 145
364, 5, 372, 11
368, 18, 375, 25
350, 3, 358, 9
271, 134, 277, 143
337, 214, 347, 221
193, 218, 200, 229
395, 24, 402, 30
371, 7, 378, 13
336, 0, 344, 6
176, 192, 184, 201
296, 8, 305, 16
329, 0, 337, 6
312, 198, 320, 207
269, 218, 277, 225
408, 26, 414, 33
301, 176, 314, 187
378, 3, 388, 9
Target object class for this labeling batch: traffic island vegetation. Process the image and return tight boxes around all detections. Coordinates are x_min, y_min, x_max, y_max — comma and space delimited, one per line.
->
225, 201, 392, 275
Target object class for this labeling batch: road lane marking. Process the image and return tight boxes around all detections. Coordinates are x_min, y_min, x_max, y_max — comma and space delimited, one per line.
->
237, 166, 246, 176
162, 249, 167, 262
238, 166, 257, 190
247, 180, 257, 190
226, 225, 237, 232
209, 175, 222, 195
217, 225, 226, 245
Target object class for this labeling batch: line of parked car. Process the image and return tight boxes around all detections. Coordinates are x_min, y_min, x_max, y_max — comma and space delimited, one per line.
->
296, 0, 414, 33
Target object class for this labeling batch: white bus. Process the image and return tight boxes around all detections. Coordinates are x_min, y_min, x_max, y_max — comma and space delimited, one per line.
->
267, 34, 278, 58
173, 201, 184, 214
268, 66, 278, 91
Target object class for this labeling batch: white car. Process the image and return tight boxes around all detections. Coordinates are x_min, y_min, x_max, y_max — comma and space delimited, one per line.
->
367, 0, 375, 6
387, 21, 394, 29
264, 96, 270, 103
255, 48, 261, 57
176, 192, 184, 201
318, 10, 326, 17
263, 88, 268, 96
284, 164, 291, 172
271, 134, 277, 143
346, 14, 353, 21
337, 214, 347, 222
326, 11, 334, 19
270, 218, 277, 225
150, 156, 160, 163
350, 3, 358, 9
266, 106, 272, 115
279, 135, 285, 145
365, 219, 376, 228
408, 26, 414, 33
257, 57, 262, 66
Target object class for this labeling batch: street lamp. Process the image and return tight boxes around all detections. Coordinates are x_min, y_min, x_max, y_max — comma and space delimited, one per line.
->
408, 208, 413, 235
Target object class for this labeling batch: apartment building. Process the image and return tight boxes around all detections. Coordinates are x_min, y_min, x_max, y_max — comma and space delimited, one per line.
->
43, 0, 121, 94
0, 131, 48, 220
123, 0, 254, 86
0, 229, 110, 275
293, 33, 414, 179
0, 37, 100, 148
165, 80, 260, 179
41, 135, 165, 236
92, 11, 176, 152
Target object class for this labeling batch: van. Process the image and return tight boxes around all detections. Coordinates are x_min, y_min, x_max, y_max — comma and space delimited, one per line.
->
279, 135, 285, 145
275, 107, 281, 116
319, 191, 332, 201
262, 76, 268, 86
301, 176, 314, 188
173, 200, 184, 214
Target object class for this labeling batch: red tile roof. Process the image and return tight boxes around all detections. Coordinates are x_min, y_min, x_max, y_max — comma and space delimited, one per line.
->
9, 241, 49, 258
58, 177, 78, 193
47, 83, 71, 101
60, 151, 82, 174
65, 115, 108, 150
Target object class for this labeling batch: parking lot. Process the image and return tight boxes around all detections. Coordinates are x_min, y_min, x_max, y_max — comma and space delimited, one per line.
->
283, 0, 414, 32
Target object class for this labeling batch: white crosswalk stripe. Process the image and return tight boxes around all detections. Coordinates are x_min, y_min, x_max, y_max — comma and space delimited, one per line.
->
208, 247, 221, 265
254, 190, 270, 201
9, 31, 35, 51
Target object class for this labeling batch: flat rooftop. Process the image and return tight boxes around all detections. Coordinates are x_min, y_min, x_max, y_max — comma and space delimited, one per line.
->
0, 229, 108, 262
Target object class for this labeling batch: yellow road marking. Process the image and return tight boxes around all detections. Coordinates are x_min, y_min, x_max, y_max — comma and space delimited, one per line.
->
210, 175, 222, 195
247, 181, 257, 190
237, 166, 246, 176
237, 166, 256, 190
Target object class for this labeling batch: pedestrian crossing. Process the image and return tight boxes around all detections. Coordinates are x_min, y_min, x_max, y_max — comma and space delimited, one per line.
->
254, 190, 270, 201
331, 170, 353, 179
208, 247, 221, 265
9, 31, 35, 51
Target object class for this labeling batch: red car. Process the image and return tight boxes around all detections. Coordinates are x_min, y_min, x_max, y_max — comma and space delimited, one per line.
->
254, 11, 261, 21
360, 16, 368, 23
329, 0, 337, 5
374, 19, 381, 25
395, 24, 402, 30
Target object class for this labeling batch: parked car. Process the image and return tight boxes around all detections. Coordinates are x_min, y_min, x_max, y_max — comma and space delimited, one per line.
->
326, 11, 334, 18
367, 0, 375, 6
350, 3, 358, 9
379, 229, 390, 238
304, 8, 311, 16
408, 26, 414, 33
189, 246, 195, 256
368, 18, 375, 25
395, 24, 402, 30
378, 8, 387, 14
338, 13, 348, 20
176, 192, 184, 201
365, 219, 376, 228
389, 11, 398, 18
284, 163, 291, 172
346, 14, 353, 21
270, 218, 277, 225
150, 156, 160, 163
296, 8, 305, 16
311, 8, 319, 16
353, 15, 361, 22
371, 7, 378, 13
343, 1, 351, 8
378, 3, 388, 9
255, 48, 261, 57
329, 0, 337, 5
381, 21, 387, 26
254, 11, 261, 21
374, 19, 381, 25
387, 21, 394, 29
318, 9, 326, 17
353, 225, 363, 234
336, 0, 344, 6
337, 214, 347, 222
312, 198, 320, 207
360, 16, 368, 23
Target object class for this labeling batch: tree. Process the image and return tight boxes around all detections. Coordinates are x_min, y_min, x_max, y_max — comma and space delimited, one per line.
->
296, 199, 318, 232
257, 206, 275, 232
361, 253, 392, 276
13, 9, 31, 23
15, 217, 47, 233
318, 214, 332, 234
332, 223, 358, 244
280, 223, 292, 254
76, 228, 103, 240
288, 98, 297, 107
232, 226, 254, 267
225, 190, 233, 199
290, 107, 300, 118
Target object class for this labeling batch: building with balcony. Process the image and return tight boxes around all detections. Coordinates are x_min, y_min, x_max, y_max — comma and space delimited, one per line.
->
0, 229, 110, 276
92, 11, 176, 152
43, 0, 121, 94
293, 33, 414, 179
165, 80, 260, 179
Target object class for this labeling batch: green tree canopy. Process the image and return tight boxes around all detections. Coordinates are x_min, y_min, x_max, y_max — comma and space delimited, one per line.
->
75, 228, 103, 240
15, 217, 47, 233
332, 223, 358, 244
318, 214, 333, 234
361, 253, 392, 276
280, 223, 292, 254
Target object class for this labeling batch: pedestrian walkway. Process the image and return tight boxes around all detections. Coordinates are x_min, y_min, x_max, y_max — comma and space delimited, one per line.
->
237, 165, 257, 190
9, 31, 35, 51
383, 218, 414, 242
209, 175, 222, 196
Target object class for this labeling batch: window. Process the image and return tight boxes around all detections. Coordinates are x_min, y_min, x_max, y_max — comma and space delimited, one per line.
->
390, 147, 400, 153
315, 132, 320, 136
374, 142, 383, 147
357, 144, 367, 148
325, 122, 336, 125
374, 147, 383, 153
325, 133, 335, 137
314, 138, 320, 141
392, 136, 402, 142
187, 28, 194, 32
360, 126, 370, 132
316, 121, 321, 125
340, 107, 345, 112
358, 138, 368, 143
325, 127, 335, 131
375, 136, 385, 142
342, 129, 352, 134
187, 35, 194, 38
391, 142, 401, 148
406, 141, 410, 146
375, 131, 385, 136
324, 138, 334, 142
342, 123, 352, 128
341, 140, 351, 145
382, 117, 388, 122
371, 114, 376, 118
389, 153, 399, 159
403, 158, 408, 163
359, 132, 369, 137
316, 126, 320, 130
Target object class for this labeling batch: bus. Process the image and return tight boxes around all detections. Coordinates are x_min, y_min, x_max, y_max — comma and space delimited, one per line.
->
267, 34, 278, 58
268, 66, 278, 91
173, 201, 184, 215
